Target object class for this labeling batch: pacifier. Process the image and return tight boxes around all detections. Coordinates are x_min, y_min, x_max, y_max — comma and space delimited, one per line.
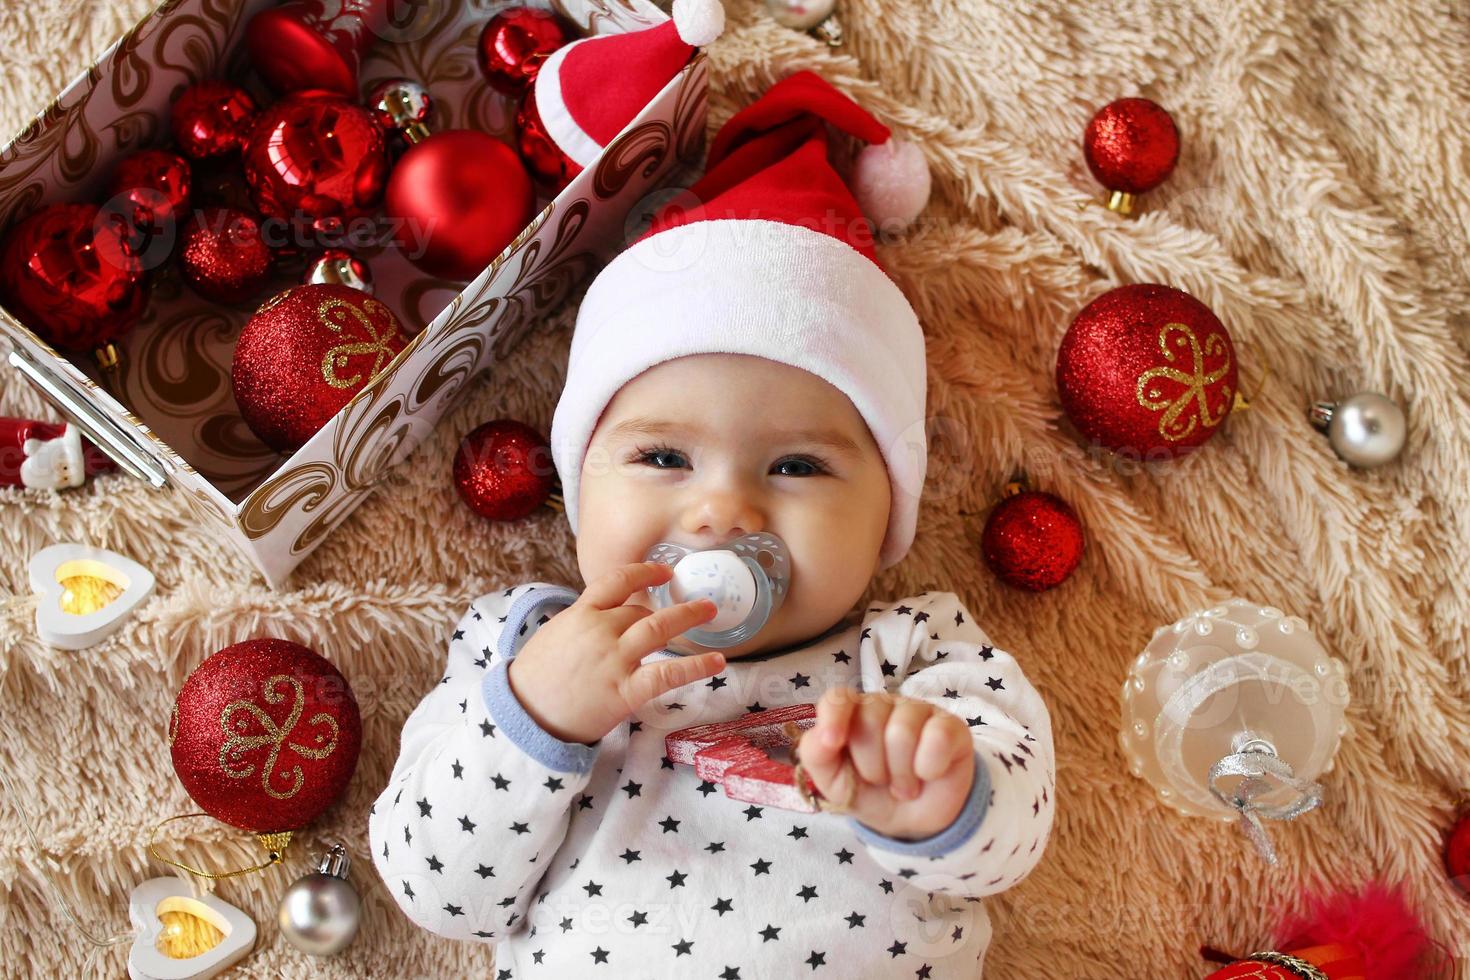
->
644, 531, 792, 649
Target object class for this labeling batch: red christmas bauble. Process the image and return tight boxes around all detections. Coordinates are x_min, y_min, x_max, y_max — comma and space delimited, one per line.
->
1083, 97, 1180, 196
167, 637, 361, 834
384, 129, 535, 280
1448, 806, 1470, 895
981, 490, 1084, 591
244, 91, 388, 232
246, 0, 390, 97
1056, 283, 1237, 459
179, 207, 274, 304
477, 8, 572, 94
232, 283, 408, 453
171, 80, 259, 160
516, 85, 582, 193
0, 203, 149, 352
453, 419, 556, 520
105, 149, 192, 239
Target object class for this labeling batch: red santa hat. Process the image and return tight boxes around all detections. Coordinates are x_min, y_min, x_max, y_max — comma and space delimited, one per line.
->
551, 70, 932, 570
532, 0, 726, 169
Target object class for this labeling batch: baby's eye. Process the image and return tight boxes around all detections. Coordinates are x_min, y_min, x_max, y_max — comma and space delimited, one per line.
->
772, 456, 828, 477
633, 445, 688, 469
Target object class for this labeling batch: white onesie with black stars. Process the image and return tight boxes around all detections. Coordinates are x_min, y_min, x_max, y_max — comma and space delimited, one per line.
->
368, 582, 1055, 979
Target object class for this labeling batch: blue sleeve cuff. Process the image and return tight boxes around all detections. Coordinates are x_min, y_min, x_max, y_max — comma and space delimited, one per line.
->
482, 658, 601, 775
847, 749, 991, 858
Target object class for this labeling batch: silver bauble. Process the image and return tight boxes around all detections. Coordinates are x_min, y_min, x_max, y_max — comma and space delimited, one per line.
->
1309, 392, 1406, 468
278, 843, 362, 956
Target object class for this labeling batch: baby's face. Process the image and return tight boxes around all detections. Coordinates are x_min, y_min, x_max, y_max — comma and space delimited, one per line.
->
576, 353, 891, 659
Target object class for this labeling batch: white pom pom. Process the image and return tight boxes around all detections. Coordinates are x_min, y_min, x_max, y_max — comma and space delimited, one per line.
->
851, 138, 931, 234
672, 0, 725, 47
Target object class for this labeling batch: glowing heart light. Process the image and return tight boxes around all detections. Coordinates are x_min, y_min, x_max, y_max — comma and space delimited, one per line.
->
28, 544, 155, 650
126, 876, 257, 980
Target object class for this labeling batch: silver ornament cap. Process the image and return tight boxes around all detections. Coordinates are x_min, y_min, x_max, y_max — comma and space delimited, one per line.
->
278, 842, 362, 956
1309, 391, 1406, 468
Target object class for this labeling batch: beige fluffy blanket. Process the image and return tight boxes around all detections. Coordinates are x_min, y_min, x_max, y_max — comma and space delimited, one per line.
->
4, 0, 1469, 977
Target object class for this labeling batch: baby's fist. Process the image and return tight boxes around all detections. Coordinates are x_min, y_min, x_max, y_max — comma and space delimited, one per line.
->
798, 687, 975, 841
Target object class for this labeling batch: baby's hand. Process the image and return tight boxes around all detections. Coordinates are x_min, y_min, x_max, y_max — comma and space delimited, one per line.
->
506, 562, 726, 746
798, 687, 975, 840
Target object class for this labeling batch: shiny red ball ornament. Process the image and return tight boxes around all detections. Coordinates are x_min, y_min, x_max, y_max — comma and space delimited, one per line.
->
244, 91, 388, 233
0, 203, 149, 352
167, 637, 361, 834
384, 125, 535, 280
171, 80, 259, 160
516, 85, 582, 193
1056, 283, 1237, 460
981, 490, 1084, 591
179, 207, 274, 304
453, 419, 556, 520
105, 149, 193, 238
477, 8, 572, 95
1083, 97, 1180, 214
1448, 805, 1470, 896
232, 282, 408, 453
246, 0, 390, 97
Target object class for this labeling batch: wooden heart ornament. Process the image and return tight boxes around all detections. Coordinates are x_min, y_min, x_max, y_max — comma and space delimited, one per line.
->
28, 543, 155, 650
126, 876, 257, 980
666, 703, 840, 813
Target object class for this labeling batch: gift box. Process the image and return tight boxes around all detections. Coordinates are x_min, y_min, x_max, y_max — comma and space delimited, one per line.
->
0, 0, 707, 587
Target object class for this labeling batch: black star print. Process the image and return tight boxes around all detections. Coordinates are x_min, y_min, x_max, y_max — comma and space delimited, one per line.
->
917, 965, 933, 978
401, 880, 415, 900
479, 932, 498, 942
622, 780, 642, 798
479, 719, 497, 738
452, 629, 464, 640
952, 925, 964, 941
403, 825, 412, 846
895, 605, 912, 616
881, 661, 897, 677
459, 815, 477, 833
789, 672, 810, 688
620, 848, 641, 863
954, 610, 965, 626
544, 776, 564, 792
979, 645, 994, 661
706, 841, 726, 853
666, 869, 687, 888
845, 911, 866, 928
628, 910, 648, 927
444, 903, 463, 917
697, 780, 719, 797
451, 759, 464, 779
583, 880, 603, 897
720, 968, 740, 980
860, 627, 872, 640
943, 688, 959, 698
934, 649, 950, 660
743, 805, 764, 821
458, 699, 467, 714
879, 879, 895, 893
426, 854, 443, 873
887, 939, 908, 957
532, 950, 545, 964
898, 867, 918, 878
560, 917, 573, 932
659, 815, 681, 833
711, 897, 734, 916
381, 840, 389, 860
797, 884, 818, 902
475, 864, 494, 879
662, 756, 676, 770
578, 794, 595, 810
750, 858, 771, 875
591, 947, 609, 964
490, 772, 510, 790
707, 675, 728, 689
417, 797, 433, 817
673, 939, 694, 955
510, 820, 530, 834
834, 847, 854, 864
997, 753, 1013, 773
745, 701, 765, 713
629, 720, 642, 733
759, 924, 781, 942
788, 825, 809, 840
439, 674, 449, 685
986, 676, 1004, 691
967, 715, 985, 727
807, 951, 827, 969
833, 651, 851, 664
913, 611, 929, 624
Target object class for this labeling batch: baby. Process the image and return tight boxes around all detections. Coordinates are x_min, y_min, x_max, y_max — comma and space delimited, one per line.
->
368, 70, 1055, 978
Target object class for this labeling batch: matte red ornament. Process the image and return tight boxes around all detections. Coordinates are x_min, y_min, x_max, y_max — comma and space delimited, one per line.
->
1056, 283, 1237, 460
516, 84, 582, 193
246, 0, 390, 98
232, 282, 408, 453
477, 8, 573, 95
171, 80, 259, 161
244, 91, 388, 233
0, 203, 149, 352
981, 489, 1084, 591
167, 637, 361, 834
453, 419, 556, 521
105, 149, 193, 240
1083, 97, 1179, 214
1448, 804, 1470, 896
179, 207, 274, 304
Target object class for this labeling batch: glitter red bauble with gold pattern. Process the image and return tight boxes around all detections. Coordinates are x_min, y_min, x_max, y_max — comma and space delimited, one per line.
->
171, 80, 259, 160
244, 91, 388, 232
516, 85, 582, 193
0, 203, 149, 352
477, 7, 573, 94
1083, 97, 1179, 213
1056, 283, 1237, 460
453, 419, 557, 521
168, 637, 361, 834
179, 207, 274, 304
981, 490, 1084, 591
232, 283, 409, 453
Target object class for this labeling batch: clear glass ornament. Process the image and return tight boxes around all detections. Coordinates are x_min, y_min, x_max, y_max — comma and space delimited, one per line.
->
1119, 599, 1350, 857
